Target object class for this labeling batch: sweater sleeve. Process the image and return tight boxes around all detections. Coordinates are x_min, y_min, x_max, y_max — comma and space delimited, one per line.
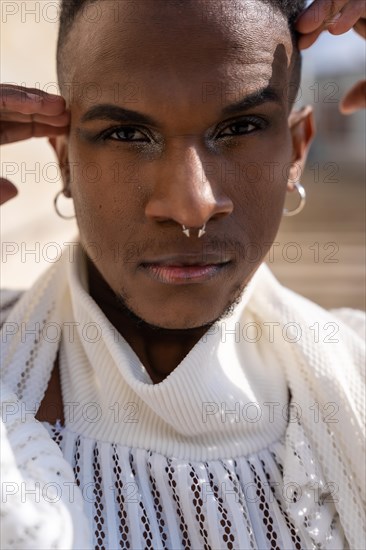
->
0, 288, 25, 329
0, 288, 92, 549
0, 382, 92, 549
328, 307, 366, 340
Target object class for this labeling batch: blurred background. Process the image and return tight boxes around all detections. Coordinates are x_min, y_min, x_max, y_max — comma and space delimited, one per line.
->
1, 0, 365, 310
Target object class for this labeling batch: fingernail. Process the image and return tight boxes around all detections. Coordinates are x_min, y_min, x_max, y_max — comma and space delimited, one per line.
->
325, 12, 342, 27
26, 92, 42, 102
44, 92, 64, 100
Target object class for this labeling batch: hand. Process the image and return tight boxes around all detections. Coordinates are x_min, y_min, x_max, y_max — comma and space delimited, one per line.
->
295, 1, 366, 113
295, 0, 366, 49
0, 85, 70, 205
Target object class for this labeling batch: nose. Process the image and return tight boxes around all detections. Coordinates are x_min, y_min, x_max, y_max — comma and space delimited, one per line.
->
145, 142, 233, 231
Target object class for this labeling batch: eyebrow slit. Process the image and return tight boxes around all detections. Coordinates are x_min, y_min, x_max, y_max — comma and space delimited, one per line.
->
221, 86, 282, 115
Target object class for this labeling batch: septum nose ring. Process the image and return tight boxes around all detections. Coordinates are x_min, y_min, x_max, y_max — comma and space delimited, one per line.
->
182, 224, 206, 238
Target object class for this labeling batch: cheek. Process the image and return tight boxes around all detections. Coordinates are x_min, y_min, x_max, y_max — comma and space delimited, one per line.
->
229, 134, 292, 242
68, 128, 292, 258
68, 145, 140, 244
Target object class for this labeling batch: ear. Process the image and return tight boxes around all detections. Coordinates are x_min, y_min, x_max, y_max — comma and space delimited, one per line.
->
287, 105, 316, 192
48, 135, 72, 198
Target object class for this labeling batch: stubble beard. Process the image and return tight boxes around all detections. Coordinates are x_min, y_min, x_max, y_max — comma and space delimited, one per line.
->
113, 278, 249, 334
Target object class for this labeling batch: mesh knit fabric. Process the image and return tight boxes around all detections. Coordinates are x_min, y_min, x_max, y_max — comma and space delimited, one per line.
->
1, 239, 365, 549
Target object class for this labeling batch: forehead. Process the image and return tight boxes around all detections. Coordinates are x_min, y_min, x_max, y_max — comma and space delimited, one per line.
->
65, 0, 293, 108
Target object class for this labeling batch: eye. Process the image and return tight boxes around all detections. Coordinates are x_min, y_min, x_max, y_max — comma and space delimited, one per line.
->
102, 126, 150, 142
217, 117, 267, 138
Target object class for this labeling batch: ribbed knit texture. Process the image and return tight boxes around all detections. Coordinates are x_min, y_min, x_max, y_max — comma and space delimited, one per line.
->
59, 246, 288, 461
1, 237, 365, 549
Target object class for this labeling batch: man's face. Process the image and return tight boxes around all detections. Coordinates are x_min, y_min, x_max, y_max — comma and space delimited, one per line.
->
55, 0, 313, 329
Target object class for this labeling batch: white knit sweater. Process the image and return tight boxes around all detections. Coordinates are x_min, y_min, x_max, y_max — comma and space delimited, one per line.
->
1, 238, 365, 549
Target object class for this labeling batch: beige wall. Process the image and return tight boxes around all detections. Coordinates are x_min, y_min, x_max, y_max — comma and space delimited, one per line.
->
1, 0, 78, 289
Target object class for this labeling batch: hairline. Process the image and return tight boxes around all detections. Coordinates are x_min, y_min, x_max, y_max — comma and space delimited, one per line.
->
56, 0, 303, 107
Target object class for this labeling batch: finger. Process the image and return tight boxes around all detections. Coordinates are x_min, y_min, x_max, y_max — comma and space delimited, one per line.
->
339, 80, 366, 113
1, 110, 70, 127
0, 85, 67, 116
0, 178, 18, 206
295, 0, 349, 33
354, 18, 366, 38
326, 3, 366, 34
297, 26, 325, 50
1, 121, 70, 145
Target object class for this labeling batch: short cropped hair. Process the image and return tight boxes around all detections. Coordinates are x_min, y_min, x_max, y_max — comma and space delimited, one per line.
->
56, 0, 307, 104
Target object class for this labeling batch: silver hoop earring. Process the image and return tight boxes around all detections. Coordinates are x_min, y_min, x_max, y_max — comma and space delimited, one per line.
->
182, 224, 206, 238
54, 190, 76, 220
283, 181, 306, 217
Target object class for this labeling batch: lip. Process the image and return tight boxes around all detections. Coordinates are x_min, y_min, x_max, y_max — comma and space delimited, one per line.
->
140, 253, 231, 266
139, 261, 232, 285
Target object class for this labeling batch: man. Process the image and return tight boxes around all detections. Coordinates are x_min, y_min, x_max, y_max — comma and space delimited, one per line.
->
1, 1, 365, 549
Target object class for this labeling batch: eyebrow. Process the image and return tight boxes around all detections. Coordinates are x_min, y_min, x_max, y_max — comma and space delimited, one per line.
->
80, 104, 159, 126
79, 85, 282, 125
221, 86, 282, 116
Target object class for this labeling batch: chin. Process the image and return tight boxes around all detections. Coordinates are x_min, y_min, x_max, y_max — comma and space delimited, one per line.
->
132, 307, 220, 331
123, 289, 245, 332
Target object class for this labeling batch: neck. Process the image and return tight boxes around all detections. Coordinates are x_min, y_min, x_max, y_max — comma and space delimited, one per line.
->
85, 256, 214, 383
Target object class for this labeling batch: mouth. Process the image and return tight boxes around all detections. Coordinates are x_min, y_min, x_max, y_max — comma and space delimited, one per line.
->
139, 254, 232, 285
